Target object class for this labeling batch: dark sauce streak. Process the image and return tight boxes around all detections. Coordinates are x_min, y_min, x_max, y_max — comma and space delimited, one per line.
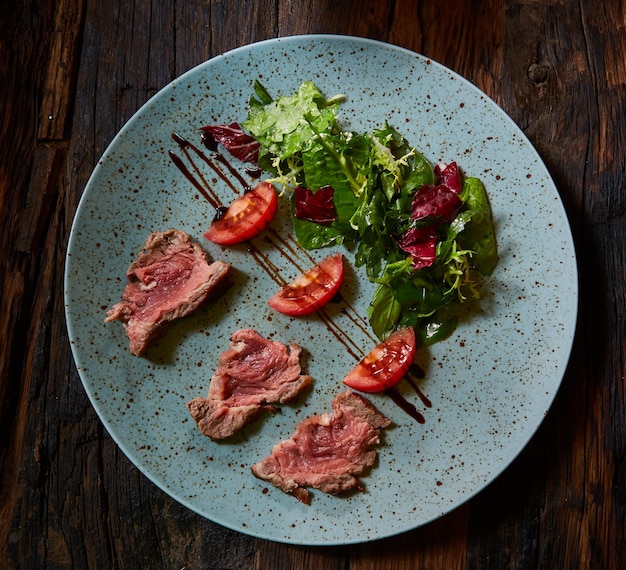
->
170, 137, 225, 206
406, 373, 432, 408
286, 234, 318, 265
214, 151, 250, 190
246, 242, 287, 288
267, 229, 311, 265
316, 311, 362, 361
410, 363, 425, 379
339, 303, 375, 342
212, 206, 228, 223
200, 131, 219, 152
200, 132, 251, 189
386, 388, 426, 424
262, 235, 307, 275
246, 165, 263, 179
168, 150, 220, 209
172, 132, 240, 197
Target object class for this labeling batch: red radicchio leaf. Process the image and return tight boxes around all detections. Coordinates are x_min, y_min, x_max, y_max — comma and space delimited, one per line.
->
411, 184, 463, 224
294, 186, 337, 226
199, 122, 260, 164
398, 162, 462, 270
434, 161, 461, 192
397, 226, 438, 269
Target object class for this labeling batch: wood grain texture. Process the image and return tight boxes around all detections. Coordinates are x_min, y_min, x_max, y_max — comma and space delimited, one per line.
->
1, 0, 624, 568
38, 0, 85, 141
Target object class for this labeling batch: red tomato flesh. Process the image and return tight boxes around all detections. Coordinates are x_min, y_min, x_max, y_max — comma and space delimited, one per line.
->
267, 253, 344, 316
342, 327, 416, 393
204, 181, 278, 244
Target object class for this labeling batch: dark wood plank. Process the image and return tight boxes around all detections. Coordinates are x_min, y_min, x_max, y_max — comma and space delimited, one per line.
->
15, 145, 65, 253
255, 542, 348, 570
420, 0, 504, 96
349, 507, 469, 570
173, 0, 215, 75
388, 0, 423, 52
210, 0, 278, 54
278, 0, 392, 39
38, 0, 85, 141
0, 0, 55, 559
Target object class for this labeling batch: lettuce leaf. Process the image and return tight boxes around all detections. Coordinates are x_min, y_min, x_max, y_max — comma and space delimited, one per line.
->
242, 81, 343, 161
241, 80, 498, 343
458, 177, 499, 275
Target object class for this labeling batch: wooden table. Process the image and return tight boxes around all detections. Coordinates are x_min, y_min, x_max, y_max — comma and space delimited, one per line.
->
2, 1, 624, 568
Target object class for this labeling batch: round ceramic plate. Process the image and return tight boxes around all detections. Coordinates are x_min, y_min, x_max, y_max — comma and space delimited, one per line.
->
65, 35, 577, 545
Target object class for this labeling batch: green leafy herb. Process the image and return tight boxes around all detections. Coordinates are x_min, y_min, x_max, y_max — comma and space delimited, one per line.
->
242, 81, 498, 344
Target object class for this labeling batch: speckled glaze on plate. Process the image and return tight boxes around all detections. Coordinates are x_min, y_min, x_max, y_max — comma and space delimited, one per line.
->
64, 35, 577, 545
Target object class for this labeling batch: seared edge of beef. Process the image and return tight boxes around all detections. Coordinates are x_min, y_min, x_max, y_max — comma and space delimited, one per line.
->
188, 329, 312, 440
251, 390, 391, 504
105, 229, 231, 356
187, 398, 274, 441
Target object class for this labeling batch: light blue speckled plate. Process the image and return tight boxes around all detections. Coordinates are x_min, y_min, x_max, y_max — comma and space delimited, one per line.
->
64, 35, 577, 545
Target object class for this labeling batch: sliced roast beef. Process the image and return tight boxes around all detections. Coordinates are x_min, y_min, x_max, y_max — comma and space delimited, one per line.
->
105, 229, 231, 356
187, 329, 312, 440
251, 390, 391, 504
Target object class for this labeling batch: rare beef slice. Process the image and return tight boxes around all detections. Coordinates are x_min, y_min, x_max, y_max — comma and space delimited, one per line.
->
188, 329, 312, 440
251, 390, 390, 503
105, 229, 231, 355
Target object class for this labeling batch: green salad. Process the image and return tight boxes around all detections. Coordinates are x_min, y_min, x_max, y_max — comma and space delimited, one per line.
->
208, 80, 498, 345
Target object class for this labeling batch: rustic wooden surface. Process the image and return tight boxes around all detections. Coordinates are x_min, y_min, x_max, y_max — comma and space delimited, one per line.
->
1, 0, 624, 568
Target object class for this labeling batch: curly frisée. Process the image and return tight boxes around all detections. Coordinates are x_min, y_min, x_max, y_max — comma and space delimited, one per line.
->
208, 80, 498, 345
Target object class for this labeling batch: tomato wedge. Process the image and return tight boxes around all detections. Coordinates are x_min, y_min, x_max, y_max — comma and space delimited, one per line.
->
342, 327, 416, 393
204, 181, 278, 244
267, 253, 344, 316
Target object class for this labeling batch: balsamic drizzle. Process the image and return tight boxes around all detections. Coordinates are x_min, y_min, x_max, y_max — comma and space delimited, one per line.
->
386, 389, 426, 424
168, 131, 432, 424
167, 149, 220, 209
171, 132, 241, 198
